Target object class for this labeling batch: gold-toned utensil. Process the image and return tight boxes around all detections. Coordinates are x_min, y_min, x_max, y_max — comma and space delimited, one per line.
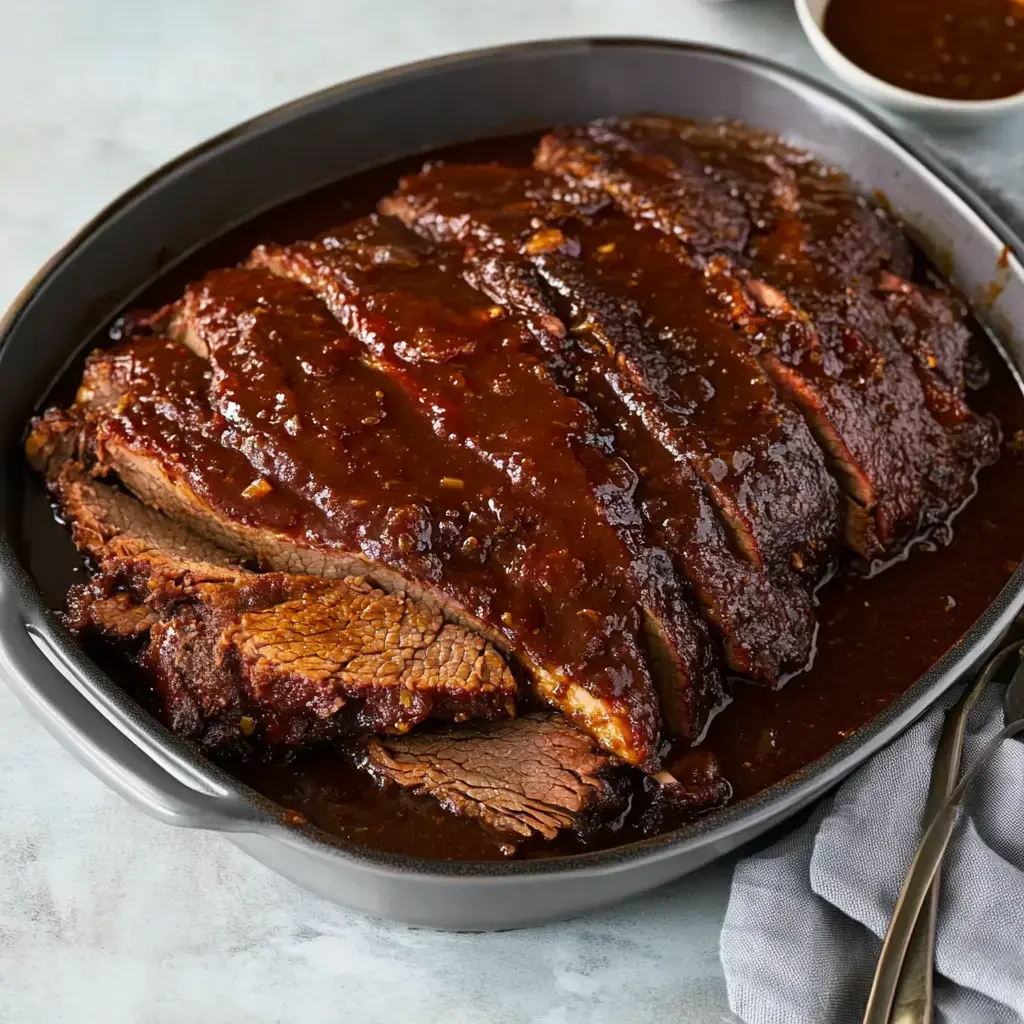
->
863, 640, 1024, 1024
884, 663, 994, 1022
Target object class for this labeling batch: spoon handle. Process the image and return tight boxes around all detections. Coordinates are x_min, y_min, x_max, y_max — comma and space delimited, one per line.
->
886, 693, 974, 1022
862, 640, 1024, 1024
864, 805, 961, 1024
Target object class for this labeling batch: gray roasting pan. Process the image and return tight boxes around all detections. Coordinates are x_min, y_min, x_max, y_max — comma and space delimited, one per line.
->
1, 40, 1023, 930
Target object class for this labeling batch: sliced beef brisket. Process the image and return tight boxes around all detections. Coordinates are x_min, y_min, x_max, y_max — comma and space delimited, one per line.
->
382, 163, 826, 684
249, 223, 721, 747
366, 711, 730, 841
382, 164, 841, 581
24, 117, 1002, 845
47, 469, 517, 750
174, 265, 684, 763
535, 117, 913, 278
53, 464, 243, 578
141, 568, 516, 748
364, 712, 630, 840
536, 118, 999, 560
42, 269, 709, 767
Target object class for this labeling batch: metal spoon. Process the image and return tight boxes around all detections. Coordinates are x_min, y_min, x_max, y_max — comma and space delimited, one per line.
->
885, 657, 996, 1023
863, 640, 1024, 1024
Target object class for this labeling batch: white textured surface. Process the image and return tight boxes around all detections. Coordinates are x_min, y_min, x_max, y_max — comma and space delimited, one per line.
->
0, 2, 1019, 1022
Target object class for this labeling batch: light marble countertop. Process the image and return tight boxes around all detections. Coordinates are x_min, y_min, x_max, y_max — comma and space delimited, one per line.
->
1, 2, 1021, 1022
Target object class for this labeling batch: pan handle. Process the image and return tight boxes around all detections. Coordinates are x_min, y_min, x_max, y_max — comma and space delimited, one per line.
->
0, 594, 274, 833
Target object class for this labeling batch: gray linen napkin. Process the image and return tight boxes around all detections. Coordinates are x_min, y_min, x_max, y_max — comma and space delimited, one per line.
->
720, 682, 1024, 1023
719, 125, 1024, 1024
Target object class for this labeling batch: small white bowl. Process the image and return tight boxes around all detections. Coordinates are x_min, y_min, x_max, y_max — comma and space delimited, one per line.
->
794, 0, 1024, 128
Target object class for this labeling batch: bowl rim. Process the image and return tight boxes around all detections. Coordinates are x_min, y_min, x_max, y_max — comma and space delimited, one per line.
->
794, 0, 1024, 113
2, 34, 1024, 881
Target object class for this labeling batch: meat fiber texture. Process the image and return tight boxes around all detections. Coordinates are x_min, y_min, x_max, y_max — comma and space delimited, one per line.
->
365, 712, 630, 840
32, 444, 518, 752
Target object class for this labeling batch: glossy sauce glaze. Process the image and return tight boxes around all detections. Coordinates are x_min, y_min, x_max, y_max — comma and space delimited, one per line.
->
105, 267, 665, 764
824, 0, 1024, 101
16, 134, 1024, 861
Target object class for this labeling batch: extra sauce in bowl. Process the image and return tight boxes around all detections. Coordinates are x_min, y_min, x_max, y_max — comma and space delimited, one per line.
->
824, 0, 1024, 101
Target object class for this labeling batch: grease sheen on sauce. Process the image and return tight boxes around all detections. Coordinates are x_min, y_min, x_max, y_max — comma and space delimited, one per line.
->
824, 0, 1024, 101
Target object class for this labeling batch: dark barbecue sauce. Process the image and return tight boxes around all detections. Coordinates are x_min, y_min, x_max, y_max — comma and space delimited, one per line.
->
15, 134, 1024, 861
824, 0, 1024, 101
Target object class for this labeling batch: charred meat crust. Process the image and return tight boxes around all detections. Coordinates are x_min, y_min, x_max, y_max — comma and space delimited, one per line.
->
535, 118, 999, 561
381, 163, 824, 686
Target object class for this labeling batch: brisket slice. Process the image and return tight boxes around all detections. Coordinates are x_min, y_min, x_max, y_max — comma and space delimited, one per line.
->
67, 338, 402, 581
173, 265, 680, 763
381, 163, 823, 685
381, 164, 840, 582
466, 254, 818, 687
537, 119, 999, 560
37, 441, 685, 839
47, 469, 517, 749
365, 713, 628, 840
138, 568, 515, 749
48, 336, 531, 666
249, 223, 722, 748
366, 712, 729, 840
51, 463, 243, 578
536, 117, 913, 279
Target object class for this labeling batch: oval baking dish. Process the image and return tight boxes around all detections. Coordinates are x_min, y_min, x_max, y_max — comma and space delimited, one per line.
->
1, 39, 1023, 930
